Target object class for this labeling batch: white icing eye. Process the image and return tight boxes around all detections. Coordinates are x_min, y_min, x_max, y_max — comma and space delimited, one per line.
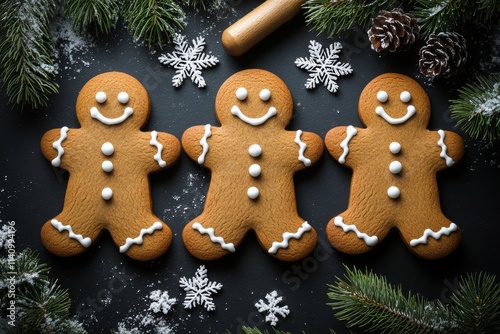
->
259, 89, 271, 101
96, 91, 107, 104
400, 91, 411, 103
117, 92, 129, 104
236, 87, 248, 101
377, 91, 388, 103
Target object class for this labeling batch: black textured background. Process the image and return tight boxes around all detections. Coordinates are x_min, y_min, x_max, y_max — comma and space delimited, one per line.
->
1, 1, 499, 333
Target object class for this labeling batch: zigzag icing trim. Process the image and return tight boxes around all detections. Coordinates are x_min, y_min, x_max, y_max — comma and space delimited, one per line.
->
119, 222, 163, 253
192, 222, 235, 252
268, 222, 312, 254
51, 219, 91, 248
150, 131, 167, 167
334, 216, 378, 246
410, 222, 458, 247
294, 130, 312, 166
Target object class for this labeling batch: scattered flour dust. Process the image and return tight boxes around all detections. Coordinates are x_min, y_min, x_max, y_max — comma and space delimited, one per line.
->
50, 15, 94, 76
162, 172, 207, 222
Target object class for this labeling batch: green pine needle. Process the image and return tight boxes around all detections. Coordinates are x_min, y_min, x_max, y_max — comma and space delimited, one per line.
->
450, 75, 500, 143
327, 266, 454, 334
0, 0, 59, 110
303, 0, 400, 38
450, 272, 500, 333
64, 0, 120, 36
123, 0, 186, 49
181, 0, 222, 11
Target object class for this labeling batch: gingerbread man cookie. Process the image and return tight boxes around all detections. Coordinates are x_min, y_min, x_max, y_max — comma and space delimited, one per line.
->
182, 69, 323, 261
40, 72, 181, 261
325, 73, 464, 259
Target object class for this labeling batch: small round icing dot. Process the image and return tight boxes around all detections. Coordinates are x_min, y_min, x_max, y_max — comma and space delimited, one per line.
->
102, 160, 114, 173
236, 87, 248, 101
249, 164, 262, 177
117, 92, 129, 104
387, 186, 400, 199
377, 91, 388, 103
101, 142, 114, 156
95, 91, 107, 104
400, 91, 411, 103
248, 144, 262, 157
389, 142, 401, 154
259, 89, 271, 101
247, 187, 260, 199
389, 161, 403, 174
102, 187, 113, 200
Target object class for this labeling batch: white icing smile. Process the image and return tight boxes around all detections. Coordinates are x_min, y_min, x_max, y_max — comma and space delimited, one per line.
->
90, 106, 134, 125
231, 105, 277, 126
375, 105, 416, 125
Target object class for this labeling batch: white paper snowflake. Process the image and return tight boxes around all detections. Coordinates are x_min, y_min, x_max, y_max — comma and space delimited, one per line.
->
295, 40, 353, 93
148, 290, 177, 315
179, 265, 222, 311
158, 34, 219, 88
255, 290, 290, 326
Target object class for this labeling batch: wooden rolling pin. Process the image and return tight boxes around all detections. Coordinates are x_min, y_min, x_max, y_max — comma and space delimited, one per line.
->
222, 0, 306, 56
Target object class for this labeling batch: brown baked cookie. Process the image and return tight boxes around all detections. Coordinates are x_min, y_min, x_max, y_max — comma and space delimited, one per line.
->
40, 72, 181, 261
325, 73, 464, 259
182, 69, 323, 261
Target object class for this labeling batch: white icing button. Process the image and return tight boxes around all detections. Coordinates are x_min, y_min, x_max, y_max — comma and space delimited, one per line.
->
117, 92, 129, 104
236, 87, 248, 101
400, 91, 411, 103
102, 160, 114, 173
259, 89, 271, 101
102, 187, 113, 200
387, 186, 400, 199
96, 91, 107, 104
248, 144, 262, 157
247, 187, 260, 199
389, 161, 402, 174
101, 142, 114, 156
377, 91, 388, 103
389, 142, 401, 154
249, 164, 262, 177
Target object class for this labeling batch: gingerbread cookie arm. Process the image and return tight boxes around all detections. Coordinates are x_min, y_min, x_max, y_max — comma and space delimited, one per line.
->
433, 129, 465, 170
291, 130, 324, 169
146, 131, 181, 171
41, 127, 72, 169
325, 126, 361, 168
182, 125, 215, 168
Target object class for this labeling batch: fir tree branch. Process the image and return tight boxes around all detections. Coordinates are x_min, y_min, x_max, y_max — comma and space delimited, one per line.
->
303, 0, 401, 38
181, 0, 222, 11
450, 75, 500, 143
0, 0, 60, 110
64, 0, 120, 36
327, 266, 455, 334
122, 0, 186, 49
450, 272, 500, 333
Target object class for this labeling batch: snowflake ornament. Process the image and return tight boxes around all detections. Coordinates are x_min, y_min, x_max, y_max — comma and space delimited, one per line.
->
179, 265, 222, 311
148, 290, 177, 315
158, 34, 219, 88
255, 290, 290, 326
295, 40, 353, 93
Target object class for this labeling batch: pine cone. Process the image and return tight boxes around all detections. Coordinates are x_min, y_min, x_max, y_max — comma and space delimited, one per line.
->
419, 32, 468, 78
368, 8, 420, 54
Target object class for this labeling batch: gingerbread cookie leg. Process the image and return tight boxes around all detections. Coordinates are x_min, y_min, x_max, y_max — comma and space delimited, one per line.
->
326, 206, 390, 255
399, 214, 461, 260
108, 210, 172, 261
255, 215, 317, 262
41, 213, 99, 257
183, 212, 247, 261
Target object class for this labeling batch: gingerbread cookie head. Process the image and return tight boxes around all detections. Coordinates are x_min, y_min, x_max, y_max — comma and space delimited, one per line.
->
76, 72, 150, 129
215, 69, 293, 128
358, 73, 431, 130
